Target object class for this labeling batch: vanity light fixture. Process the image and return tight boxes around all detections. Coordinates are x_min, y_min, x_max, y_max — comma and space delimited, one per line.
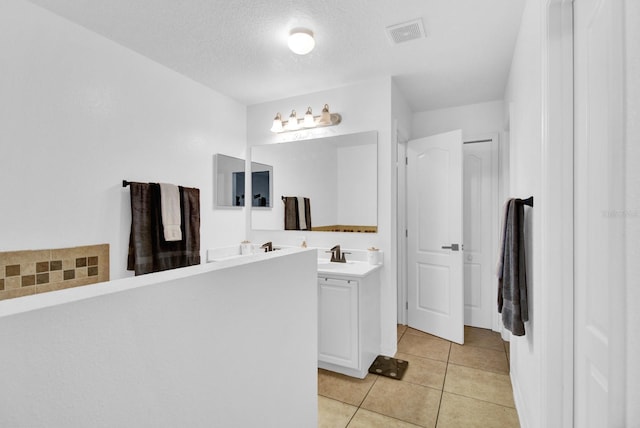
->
288, 28, 315, 55
270, 104, 342, 133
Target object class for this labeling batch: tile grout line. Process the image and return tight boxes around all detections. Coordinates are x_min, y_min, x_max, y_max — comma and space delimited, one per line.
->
344, 373, 380, 428
433, 342, 452, 427
441, 390, 517, 410
347, 407, 428, 428
444, 361, 510, 376
357, 373, 379, 407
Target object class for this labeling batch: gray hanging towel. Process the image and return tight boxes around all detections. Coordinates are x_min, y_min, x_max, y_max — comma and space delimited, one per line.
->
127, 182, 200, 276
497, 198, 529, 336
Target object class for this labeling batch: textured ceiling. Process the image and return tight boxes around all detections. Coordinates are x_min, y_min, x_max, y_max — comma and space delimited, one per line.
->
26, 0, 526, 111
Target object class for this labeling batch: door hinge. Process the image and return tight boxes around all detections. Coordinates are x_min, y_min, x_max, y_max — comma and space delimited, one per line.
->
405, 157, 408, 165
406, 301, 408, 310
405, 229, 408, 238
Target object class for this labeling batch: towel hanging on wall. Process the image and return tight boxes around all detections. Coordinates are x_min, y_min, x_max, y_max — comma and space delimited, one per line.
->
159, 183, 182, 241
282, 196, 312, 230
126, 181, 200, 275
496, 197, 532, 336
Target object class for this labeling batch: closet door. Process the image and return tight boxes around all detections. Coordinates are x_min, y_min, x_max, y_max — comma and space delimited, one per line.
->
407, 130, 464, 344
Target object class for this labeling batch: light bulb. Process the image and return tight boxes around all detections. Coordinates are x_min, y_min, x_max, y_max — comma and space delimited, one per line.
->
318, 104, 331, 125
303, 107, 315, 128
270, 112, 283, 133
286, 110, 299, 130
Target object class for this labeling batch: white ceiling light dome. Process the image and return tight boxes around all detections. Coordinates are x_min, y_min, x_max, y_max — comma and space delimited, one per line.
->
288, 28, 315, 55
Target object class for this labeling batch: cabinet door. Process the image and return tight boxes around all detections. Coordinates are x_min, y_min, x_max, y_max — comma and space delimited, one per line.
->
318, 277, 359, 369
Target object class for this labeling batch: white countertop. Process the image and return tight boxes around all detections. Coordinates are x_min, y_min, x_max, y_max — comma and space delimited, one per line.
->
316, 260, 381, 278
1, 247, 316, 318
207, 245, 382, 278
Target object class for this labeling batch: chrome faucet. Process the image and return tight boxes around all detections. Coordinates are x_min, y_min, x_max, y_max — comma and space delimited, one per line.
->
326, 245, 350, 263
261, 241, 273, 252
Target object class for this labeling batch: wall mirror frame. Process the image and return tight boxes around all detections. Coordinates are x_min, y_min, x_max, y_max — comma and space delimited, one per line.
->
250, 130, 378, 233
214, 154, 273, 209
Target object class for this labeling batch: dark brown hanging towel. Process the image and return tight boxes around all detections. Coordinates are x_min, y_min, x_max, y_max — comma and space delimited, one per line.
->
282, 196, 311, 230
283, 196, 298, 230
127, 182, 200, 275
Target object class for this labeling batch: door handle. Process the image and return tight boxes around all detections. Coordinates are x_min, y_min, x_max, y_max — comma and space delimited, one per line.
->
441, 244, 460, 251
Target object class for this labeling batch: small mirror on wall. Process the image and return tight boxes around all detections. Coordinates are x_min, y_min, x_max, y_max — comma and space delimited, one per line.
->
214, 154, 273, 208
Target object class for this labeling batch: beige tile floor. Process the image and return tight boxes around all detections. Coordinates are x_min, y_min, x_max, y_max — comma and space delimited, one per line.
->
318, 325, 519, 428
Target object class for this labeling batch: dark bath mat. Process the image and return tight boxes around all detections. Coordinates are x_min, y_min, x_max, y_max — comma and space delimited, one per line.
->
368, 355, 408, 380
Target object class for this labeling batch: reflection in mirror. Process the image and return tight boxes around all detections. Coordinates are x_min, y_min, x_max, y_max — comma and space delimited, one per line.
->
251, 131, 377, 232
250, 161, 273, 208
214, 154, 273, 208
214, 154, 245, 208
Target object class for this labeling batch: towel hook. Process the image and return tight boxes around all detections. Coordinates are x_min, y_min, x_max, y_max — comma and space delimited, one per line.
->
520, 196, 534, 207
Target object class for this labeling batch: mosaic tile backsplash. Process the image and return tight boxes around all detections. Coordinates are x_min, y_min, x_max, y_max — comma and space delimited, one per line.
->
0, 244, 109, 301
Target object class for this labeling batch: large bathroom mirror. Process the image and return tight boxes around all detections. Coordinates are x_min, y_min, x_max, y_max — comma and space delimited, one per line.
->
214, 154, 273, 208
251, 130, 377, 232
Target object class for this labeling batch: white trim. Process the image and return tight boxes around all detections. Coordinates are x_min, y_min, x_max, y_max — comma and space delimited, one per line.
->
540, 0, 574, 426
511, 370, 531, 428
396, 129, 408, 325
496, 130, 511, 340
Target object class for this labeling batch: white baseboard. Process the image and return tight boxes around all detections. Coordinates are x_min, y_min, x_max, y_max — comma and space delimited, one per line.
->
511, 369, 531, 428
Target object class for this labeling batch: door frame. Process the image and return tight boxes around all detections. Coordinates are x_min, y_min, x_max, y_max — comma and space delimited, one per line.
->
538, 0, 574, 426
396, 130, 409, 326
397, 133, 501, 330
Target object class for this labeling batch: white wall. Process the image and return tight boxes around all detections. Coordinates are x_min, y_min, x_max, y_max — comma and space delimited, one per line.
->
246, 78, 398, 356
625, 0, 639, 423
503, 1, 543, 426
0, 249, 318, 428
0, 0, 247, 279
411, 100, 505, 140
506, 2, 638, 426
336, 144, 377, 226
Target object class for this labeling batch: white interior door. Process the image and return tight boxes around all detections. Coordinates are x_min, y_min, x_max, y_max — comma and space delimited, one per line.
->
463, 138, 498, 329
407, 130, 464, 344
574, 0, 626, 425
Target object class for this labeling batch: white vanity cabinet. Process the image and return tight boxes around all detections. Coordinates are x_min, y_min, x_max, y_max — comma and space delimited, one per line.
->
317, 265, 381, 379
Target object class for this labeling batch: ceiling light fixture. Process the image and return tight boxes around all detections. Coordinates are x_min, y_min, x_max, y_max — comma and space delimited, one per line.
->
270, 104, 341, 133
288, 28, 315, 55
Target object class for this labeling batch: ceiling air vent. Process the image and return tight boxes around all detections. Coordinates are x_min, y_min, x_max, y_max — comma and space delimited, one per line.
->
386, 18, 425, 45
